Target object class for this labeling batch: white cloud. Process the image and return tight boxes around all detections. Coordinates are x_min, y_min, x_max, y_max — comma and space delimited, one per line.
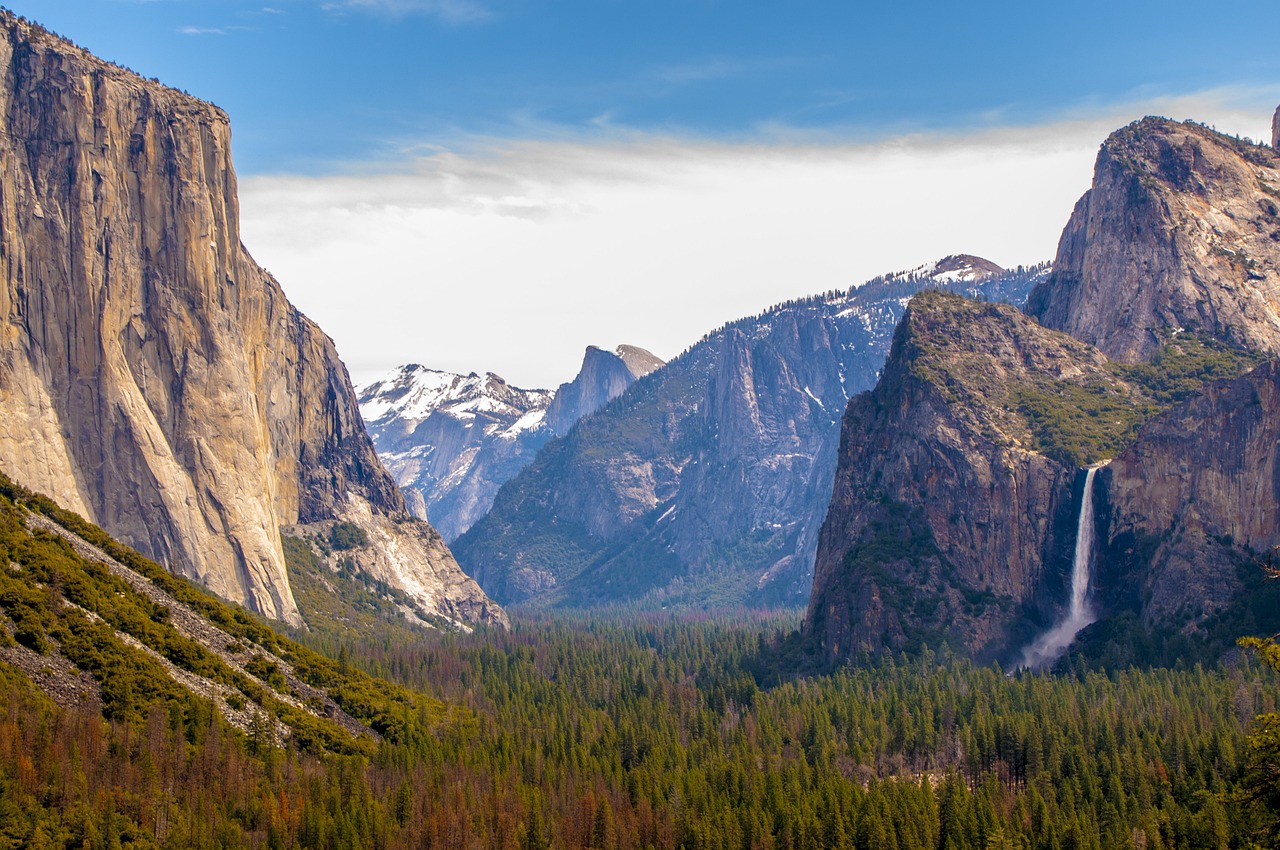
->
238, 89, 1279, 390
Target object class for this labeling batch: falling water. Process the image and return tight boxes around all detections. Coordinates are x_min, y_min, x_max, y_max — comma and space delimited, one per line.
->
1020, 465, 1101, 669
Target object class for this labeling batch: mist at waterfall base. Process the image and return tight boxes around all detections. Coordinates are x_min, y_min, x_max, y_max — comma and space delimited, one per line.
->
1020, 466, 1102, 669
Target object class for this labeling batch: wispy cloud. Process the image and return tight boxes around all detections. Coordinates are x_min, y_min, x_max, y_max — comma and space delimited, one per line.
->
320, 0, 493, 24
178, 25, 229, 35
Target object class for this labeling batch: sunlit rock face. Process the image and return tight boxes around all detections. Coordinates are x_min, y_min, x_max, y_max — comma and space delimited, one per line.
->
1028, 118, 1280, 365
809, 117, 1280, 666
0, 11, 503, 629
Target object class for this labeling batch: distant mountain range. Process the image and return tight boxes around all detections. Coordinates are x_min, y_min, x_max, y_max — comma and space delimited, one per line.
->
359, 346, 664, 541
451, 256, 1050, 610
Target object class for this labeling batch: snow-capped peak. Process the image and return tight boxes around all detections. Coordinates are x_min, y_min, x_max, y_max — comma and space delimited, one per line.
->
357, 364, 552, 425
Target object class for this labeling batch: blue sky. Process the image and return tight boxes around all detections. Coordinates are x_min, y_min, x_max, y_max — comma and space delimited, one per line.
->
17, 1, 1280, 386
27, 0, 1280, 174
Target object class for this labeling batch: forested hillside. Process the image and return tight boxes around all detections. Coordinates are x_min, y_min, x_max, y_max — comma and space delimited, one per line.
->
4, 592, 1280, 848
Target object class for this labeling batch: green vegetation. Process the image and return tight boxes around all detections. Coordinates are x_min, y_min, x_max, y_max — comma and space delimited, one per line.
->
903, 295, 1268, 469
1013, 331, 1263, 468
1241, 632, 1280, 844
0, 472, 452, 759
1012, 376, 1156, 467
1119, 331, 1267, 405
328, 521, 369, 551
281, 534, 455, 642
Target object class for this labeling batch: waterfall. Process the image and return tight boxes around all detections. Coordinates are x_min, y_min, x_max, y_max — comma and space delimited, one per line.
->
1020, 465, 1102, 669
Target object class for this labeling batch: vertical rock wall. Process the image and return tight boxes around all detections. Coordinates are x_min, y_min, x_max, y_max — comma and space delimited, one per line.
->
0, 13, 502, 628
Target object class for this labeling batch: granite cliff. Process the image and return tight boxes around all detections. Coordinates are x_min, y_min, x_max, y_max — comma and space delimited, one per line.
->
809, 117, 1280, 665
454, 258, 1048, 609
359, 345, 662, 542
0, 12, 502, 629
1096, 359, 1280, 643
804, 292, 1151, 661
544, 345, 665, 437
1027, 118, 1280, 363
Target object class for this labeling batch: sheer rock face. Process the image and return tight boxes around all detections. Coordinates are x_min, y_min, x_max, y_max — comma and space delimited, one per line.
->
0, 13, 503, 629
805, 293, 1133, 662
544, 345, 663, 437
1099, 361, 1280, 630
808, 118, 1280, 666
1027, 118, 1280, 363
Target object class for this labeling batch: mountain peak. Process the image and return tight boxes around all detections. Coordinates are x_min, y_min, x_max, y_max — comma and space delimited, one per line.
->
1027, 116, 1280, 363
544, 344, 666, 436
930, 254, 1005, 282
615, 344, 665, 378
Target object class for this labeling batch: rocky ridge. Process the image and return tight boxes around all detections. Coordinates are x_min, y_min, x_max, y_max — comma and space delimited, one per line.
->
359, 344, 663, 541
454, 257, 1049, 609
360, 367, 555, 541
544, 345, 666, 437
0, 12, 502, 629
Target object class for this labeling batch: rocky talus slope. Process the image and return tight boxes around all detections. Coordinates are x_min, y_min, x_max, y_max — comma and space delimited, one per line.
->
809, 117, 1280, 665
359, 345, 662, 542
454, 258, 1048, 609
0, 12, 502, 628
0, 472, 458, 751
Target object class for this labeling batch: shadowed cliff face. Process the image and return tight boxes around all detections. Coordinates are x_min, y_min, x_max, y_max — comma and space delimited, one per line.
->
1098, 360, 1280, 633
805, 292, 1146, 662
0, 13, 503, 629
1028, 118, 1280, 363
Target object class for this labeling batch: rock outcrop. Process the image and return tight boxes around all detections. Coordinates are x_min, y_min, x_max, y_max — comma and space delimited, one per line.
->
1272, 105, 1279, 149
544, 345, 663, 437
0, 12, 503, 629
804, 292, 1149, 661
1027, 118, 1280, 363
454, 258, 1049, 609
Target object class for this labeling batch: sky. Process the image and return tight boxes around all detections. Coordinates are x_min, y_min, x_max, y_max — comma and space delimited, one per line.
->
19, 0, 1280, 388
